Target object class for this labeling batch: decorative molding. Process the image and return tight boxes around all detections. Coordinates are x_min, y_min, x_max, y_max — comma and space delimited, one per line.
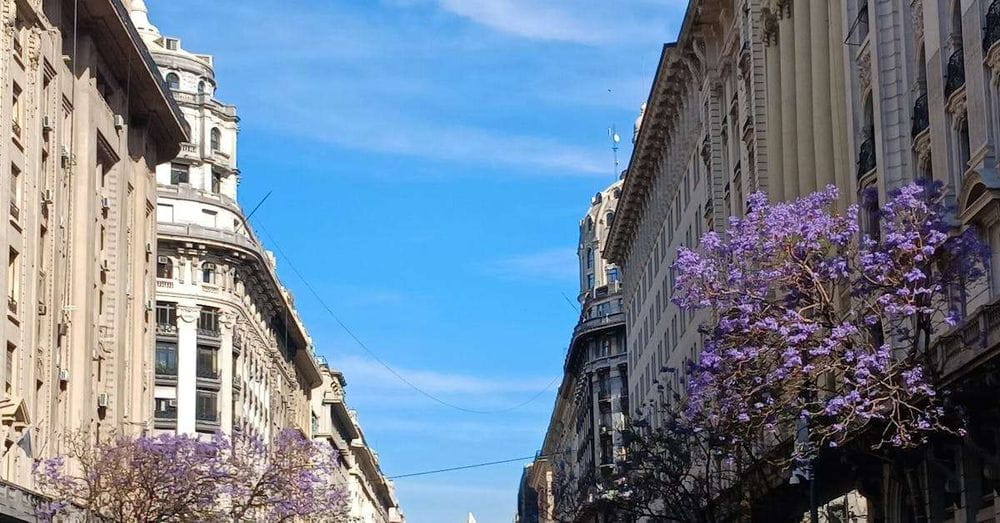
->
858, 47, 872, 95
177, 305, 200, 323
911, 0, 924, 45
945, 88, 968, 124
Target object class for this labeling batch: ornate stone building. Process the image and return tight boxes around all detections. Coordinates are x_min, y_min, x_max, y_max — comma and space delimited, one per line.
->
529, 180, 628, 522
312, 365, 405, 523
0, 0, 186, 517
600, 0, 1000, 521
128, 1, 322, 439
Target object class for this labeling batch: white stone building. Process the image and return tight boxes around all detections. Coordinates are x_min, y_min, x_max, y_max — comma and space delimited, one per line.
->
529, 179, 627, 522
129, 1, 321, 439
312, 365, 405, 523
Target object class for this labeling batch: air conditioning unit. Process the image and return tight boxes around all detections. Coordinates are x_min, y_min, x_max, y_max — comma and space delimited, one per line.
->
157, 255, 169, 264
37, 303, 46, 315
41, 115, 54, 132
113, 114, 125, 130
60, 146, 71, 168
100, 197, 111, 211
57, 369, 69, 382
100, 259, 110, 272
168, 399, 177, 407
97, 393, 109, 408
146, 243, 154, 255
42, 189, 53, 204
57, 322, 68, 336
204, 262, 216, 270
145, 300, 154, 312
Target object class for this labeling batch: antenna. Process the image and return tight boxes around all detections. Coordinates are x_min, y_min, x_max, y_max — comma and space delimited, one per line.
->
608, 125, 621, 177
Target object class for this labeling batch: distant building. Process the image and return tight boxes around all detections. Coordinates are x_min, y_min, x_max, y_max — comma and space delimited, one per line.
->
516, 464, 540, 523
528, 179, 627, 522
0, 0, 186, 517
312, 365, 404, 523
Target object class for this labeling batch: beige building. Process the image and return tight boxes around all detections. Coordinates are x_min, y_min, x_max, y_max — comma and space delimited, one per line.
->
0, 0, 186, 517
602, 0, 1000, 521
529, 180, 627, 523
128, 1, 322, 439
312, 365, 405, 523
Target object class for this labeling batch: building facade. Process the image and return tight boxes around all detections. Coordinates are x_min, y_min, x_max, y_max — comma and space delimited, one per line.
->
600, 0, 1000, 521
529, 180, 627, 522
0, 0, 187, 517
129, 1, 322, 439
312, 365, 404, 523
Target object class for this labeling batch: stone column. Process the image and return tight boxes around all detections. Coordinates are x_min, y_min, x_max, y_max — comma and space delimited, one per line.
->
766, 39, 783, 200
779, 10, 800, 201
829, 0, 852, 209
175, 304, 200, 434
794, 0, 816, 196
218, 311, 235, 434
811, 0, 835, 191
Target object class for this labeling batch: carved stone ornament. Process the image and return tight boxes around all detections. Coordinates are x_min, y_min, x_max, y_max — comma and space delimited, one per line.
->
911, 0, 924, 44
858, 48, 872, 94
177, 305, 201, 324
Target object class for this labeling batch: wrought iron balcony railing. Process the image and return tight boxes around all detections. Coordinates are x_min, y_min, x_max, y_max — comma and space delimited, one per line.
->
944, 46, 966, 97
912, 92, 929, 137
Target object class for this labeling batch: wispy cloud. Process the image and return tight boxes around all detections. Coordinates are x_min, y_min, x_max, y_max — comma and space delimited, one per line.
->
334, 355, 555, 396
484, 247, 578, 282
432, 0, 685, 45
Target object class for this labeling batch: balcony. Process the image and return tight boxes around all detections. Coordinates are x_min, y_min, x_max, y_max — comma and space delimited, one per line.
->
6, 297, 16, 315
935, 298, 1000, 382
944, 47, 966, 98
911, 92, 929, 137
984, 0, 1000, 52
156, 322, 178, 337
197, 327, 221, 339
573, 311, 625, 340
196, 366, 220, 380
857, 128, 876, 179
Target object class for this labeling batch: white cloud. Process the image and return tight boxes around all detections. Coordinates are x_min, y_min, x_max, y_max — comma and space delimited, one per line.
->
485, 247, 578, 282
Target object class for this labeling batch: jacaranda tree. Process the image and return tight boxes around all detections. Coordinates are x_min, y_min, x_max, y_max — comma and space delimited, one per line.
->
34, 429, 346, 522
674, 182, 989, 458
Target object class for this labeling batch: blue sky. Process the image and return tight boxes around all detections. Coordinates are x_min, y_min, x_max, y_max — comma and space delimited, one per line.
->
149, 1, 684, 521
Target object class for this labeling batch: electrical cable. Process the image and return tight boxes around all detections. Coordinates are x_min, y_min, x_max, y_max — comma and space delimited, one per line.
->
252, 221, 559, 415
388, 455, 543, 479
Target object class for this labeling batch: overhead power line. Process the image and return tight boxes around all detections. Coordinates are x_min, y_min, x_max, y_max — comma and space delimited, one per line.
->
252, 220, 559, 415
388, 455, 542, 479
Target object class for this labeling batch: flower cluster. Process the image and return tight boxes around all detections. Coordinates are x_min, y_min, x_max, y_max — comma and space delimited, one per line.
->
673, 182, 988, 457
33, 429, 346, 522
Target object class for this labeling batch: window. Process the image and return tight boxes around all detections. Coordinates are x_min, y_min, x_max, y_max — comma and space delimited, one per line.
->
195, 390, 217, 422
606, 211, 615, 225
164, 38, 179, 50
9, 164, 20, 219
156, 256, 173, 279
165, 72, 179, 90
154, 397, 177, 419
197, 81, 205, 94
607, 267, 620, 283
587, 273, 595, 289
586, 248, 594, 269
5, 343, 14, 395
201, 262, 216, 284
170, 163, 189, 184
211, 171, 222, 194
210, 128, 221, 152
198, 307, 219, 336
7, 248, 19, 312
196, 345, 218, 379
155, 341, 177, 376
11, 84, 22, 138
156, 301, 177, 328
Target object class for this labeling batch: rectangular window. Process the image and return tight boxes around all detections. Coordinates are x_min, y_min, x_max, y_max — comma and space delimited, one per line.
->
11, 84, 22, 138
155, 341, 177, 376
607, 267, 619, 283
5, 343, 14, 395
196, 345, 218, 379
10, 164, 20, 215
198, 307, 219, 336
155, 302, 177, 328
169, 163, 189, 185
154, 397, 177, 419
211, 171, 222, 194
7, 248, 19, 312
196, 389, 217, 422
587, 273, 595, 289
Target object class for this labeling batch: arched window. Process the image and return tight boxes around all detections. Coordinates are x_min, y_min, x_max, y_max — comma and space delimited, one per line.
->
197, 81, 205, 94
606, 211, 615, 225
156, 256, 173, 279
165, 73, 179, 91
202, 262, 217, 284
210, 128, 221, 152
586, 216, 594, 232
